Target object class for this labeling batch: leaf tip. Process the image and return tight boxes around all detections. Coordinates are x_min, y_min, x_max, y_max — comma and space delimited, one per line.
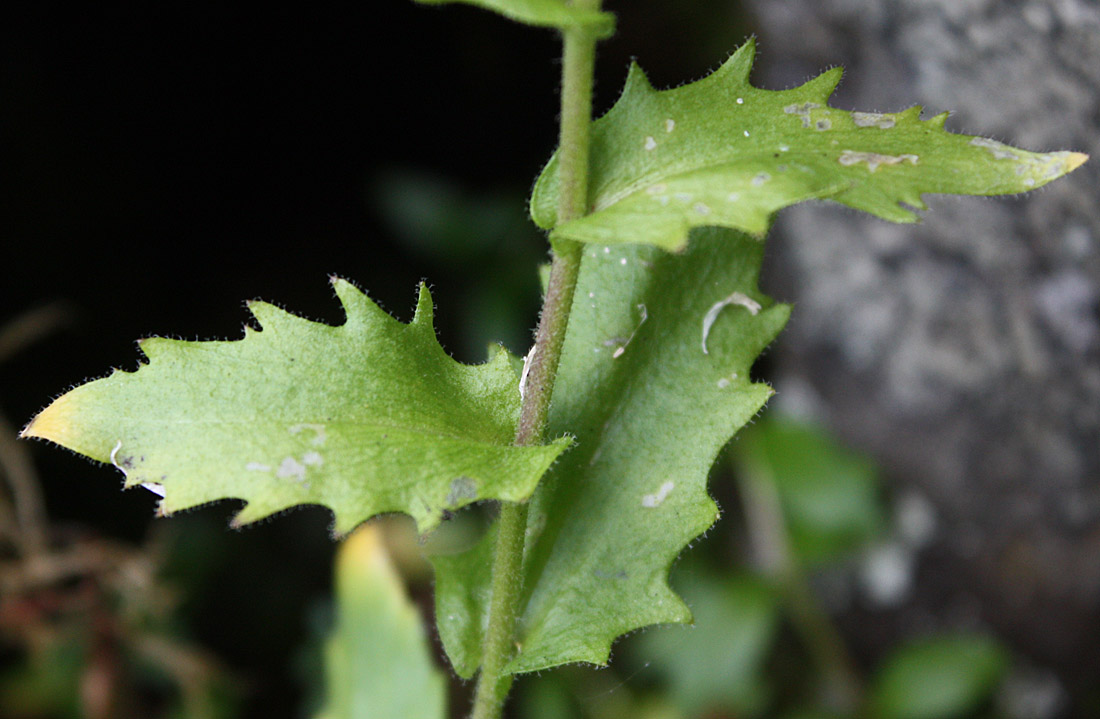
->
1065, 151, 1089, 173
413, 283, 435, 326
927, 109, 950, 128
20, 392, 78, 445
623, 60, 655, 96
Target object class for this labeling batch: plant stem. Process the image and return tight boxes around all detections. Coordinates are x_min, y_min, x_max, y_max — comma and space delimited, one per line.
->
469, 5, 602, 718
737, 467, 863, 712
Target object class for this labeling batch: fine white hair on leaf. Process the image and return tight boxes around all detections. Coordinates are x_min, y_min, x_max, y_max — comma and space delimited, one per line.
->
701, 292, 761, 354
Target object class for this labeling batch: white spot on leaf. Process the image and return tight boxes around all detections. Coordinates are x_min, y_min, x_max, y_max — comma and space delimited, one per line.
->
519, 345, 535, 400
701, 292, 762, 354
642, 481, 675, 508
246, 462, 272, 472
609, 304, 648, 359
665, 118, 675, 133
693, 202, 711, 215
969, 136, 1018, 160
644, 136, 657, 151
852, 112, 896, 129
751, 173, 770, 187
838, 150, 918, 172
276, 457, 308, 482
289, 423, 327, 446
110, 440, 127, 477
784, 101, 820, 128
736, 97, 744, 104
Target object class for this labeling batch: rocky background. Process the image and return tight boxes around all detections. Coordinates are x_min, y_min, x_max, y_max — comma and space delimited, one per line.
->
746, 0, 1100, 710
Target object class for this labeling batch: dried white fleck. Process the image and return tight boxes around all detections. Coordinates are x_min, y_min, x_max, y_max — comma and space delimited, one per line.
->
701, 291, 762, 354
519, 345, 535, 400
969, 136, 1017, 160
644, 136, 657, 151
838, 150, 918, 172
751, 172, 770, 187
610, 304, 648, 360
642, 481, 675, 508
276, 456, 308, 482
736, 97, 744, 104
784, 101, 820, 128
246, 462, 272, 472
852, 111, 896, 129
665, 118, 675, 132
743, 130, 750, 137
110, 440, 127, 476
289, 423, 327, 446
693, 202, 711, 215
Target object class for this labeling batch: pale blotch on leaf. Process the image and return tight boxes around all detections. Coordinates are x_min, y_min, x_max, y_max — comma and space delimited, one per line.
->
852, 111, 896, 129
641, 481, 675, 508
838, 150, 919, 173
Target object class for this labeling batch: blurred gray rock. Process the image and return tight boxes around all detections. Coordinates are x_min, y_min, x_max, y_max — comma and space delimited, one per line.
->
745, 0, 1100, 702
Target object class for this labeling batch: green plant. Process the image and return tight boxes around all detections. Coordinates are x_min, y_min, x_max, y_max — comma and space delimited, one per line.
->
19, 2, 1085, 718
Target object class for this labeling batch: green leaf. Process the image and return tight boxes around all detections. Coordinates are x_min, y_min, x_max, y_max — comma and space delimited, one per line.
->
22, 279, 570, 535
870, 635, 1008, 719
412, 0, 614, 37
431, 227, 789, 675
735, 416, 883, 564
531, 38, 1088, 250
314, 524, 446, 719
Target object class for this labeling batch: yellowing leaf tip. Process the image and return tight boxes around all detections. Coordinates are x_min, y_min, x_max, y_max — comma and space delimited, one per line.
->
1065, 152, 1088, 173
20, 392, 78, 445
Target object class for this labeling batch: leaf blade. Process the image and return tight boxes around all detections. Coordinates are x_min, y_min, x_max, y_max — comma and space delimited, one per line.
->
432, 227, 789, 674
22, 279, 570, 535
531, 39, 1087, 250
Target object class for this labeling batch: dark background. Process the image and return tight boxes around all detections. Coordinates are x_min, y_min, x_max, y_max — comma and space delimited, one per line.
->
1, 2, 755, 716
4, 1, 1098, 717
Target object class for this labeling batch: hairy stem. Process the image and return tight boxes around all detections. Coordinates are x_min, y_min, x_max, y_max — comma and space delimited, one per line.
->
470, 4, 602, 718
